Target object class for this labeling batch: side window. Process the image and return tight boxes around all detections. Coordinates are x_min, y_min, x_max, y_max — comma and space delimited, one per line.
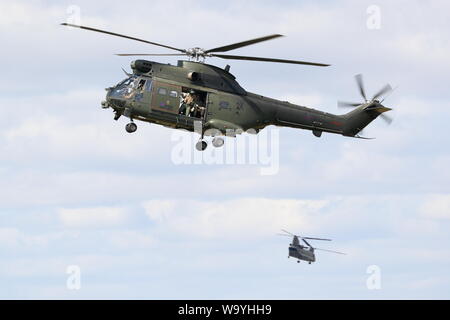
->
169, 90, 178, 98
158, 88, 167, 95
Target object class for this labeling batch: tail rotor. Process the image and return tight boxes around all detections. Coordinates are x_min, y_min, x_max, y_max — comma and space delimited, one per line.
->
338, 74, 394, 125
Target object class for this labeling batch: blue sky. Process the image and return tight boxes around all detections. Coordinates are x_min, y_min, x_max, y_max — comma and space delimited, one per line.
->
1, 0, 450, 299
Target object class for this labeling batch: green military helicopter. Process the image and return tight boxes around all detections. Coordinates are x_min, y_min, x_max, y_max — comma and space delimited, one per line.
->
279, 230, 345, 264
62, 23, 393, 151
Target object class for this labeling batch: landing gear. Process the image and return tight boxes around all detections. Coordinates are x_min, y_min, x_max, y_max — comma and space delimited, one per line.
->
196, 140, 208, 151
125, 122, 137, 133
212, 137, 224, 148
114, 111, 121, 121
196, 128, 208, 151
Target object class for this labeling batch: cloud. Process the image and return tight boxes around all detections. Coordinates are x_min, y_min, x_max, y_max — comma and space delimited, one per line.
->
0, 227, 63, 249
107, 230, 154, 249
143, 198, 328, 239
58, 207, 129, 227
420, 194, 450, 219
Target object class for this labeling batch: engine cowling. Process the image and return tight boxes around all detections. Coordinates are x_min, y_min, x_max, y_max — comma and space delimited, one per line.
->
187, 71, 201, 81
131, 60, 152, 74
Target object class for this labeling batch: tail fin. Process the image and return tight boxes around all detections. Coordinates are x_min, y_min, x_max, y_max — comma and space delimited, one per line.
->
342, 102, 392, 137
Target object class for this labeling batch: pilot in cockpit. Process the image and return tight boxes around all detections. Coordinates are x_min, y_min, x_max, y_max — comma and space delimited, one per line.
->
123, 80, 137, 99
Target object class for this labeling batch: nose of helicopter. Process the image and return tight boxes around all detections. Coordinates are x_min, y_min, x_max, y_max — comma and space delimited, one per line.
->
101, 87, 113, 108
103, 85, 130, 110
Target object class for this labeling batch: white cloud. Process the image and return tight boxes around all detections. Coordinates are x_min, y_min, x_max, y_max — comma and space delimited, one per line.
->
142, 194, 450, 242
107, 230, 154, 249
420, 194, 450, 219
58, 207, 128, 227
143, 198, 328, 239
0, 227, 64, 249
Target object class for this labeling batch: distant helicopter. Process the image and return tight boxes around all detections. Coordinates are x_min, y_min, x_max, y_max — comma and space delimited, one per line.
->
61, 23, 394, 151
279, 230, 345, 264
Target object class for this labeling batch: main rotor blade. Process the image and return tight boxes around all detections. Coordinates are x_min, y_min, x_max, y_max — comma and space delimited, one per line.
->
280, 229, 295, 236
379, 113, 393, 125
338, 101, 361, 108
61, 23, 186, 53
276, 233, 292, 237
115, 53, 187, 56
212, 54, 330, 66
302, 237, 332, 241
205, 34, 283, 53
355, 74, 367, 101
314, 248, 346, 255
372, 84, 393, 101
302, 238, 312, 247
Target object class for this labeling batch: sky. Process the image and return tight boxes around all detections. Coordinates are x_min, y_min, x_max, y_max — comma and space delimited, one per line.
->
1, 0, 450, 299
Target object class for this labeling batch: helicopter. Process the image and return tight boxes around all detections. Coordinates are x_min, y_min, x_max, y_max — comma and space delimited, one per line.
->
61, 23, 394, 151
278, 230, 345, 264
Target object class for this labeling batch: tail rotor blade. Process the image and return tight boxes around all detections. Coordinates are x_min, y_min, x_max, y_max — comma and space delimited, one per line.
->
372, 84, 392, 101
355, 74, 367, 101
381, 85, 398, 103
338, 101, 361, 108
379, 113, 393, 125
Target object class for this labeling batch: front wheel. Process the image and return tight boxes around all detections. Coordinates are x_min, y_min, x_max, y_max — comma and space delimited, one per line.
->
125, 122, 137, 133
195, 140, 208, 151
212, 137, 224, 148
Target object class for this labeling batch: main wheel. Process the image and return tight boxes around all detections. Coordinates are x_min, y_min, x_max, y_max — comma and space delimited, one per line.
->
125, 122, 137, 133
195, 140, 208, 151
212, 137, 224, 148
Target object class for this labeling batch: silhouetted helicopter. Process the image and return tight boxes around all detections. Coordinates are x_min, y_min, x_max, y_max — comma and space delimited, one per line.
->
279, 230, 345, 264
62, 23, 393, 151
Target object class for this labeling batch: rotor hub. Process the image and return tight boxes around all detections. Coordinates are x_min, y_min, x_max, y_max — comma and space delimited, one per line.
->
185, 47, 209, 61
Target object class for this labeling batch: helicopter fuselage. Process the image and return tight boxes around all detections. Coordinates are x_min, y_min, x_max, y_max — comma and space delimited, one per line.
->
289, 244, 316, 263
103, 59, 386, 141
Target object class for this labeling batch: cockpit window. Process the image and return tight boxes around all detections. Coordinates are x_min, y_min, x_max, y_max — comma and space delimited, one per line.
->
116, 76, 136, 88
110, 76, 143, 98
